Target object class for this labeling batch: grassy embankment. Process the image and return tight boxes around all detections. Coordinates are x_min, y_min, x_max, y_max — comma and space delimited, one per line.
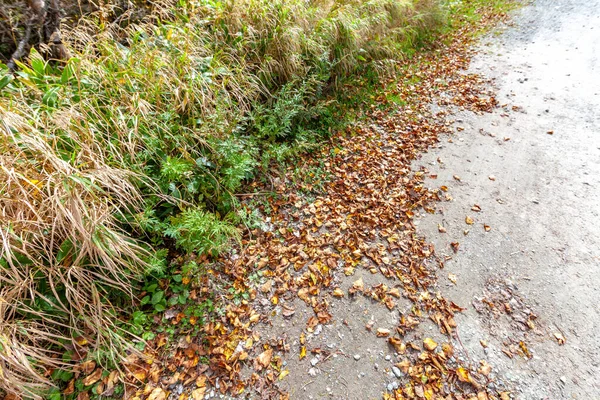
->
0, 0, 515, 397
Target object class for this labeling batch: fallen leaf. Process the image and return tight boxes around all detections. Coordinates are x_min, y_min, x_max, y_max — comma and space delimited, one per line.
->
519, 341, 532, 358
299, 346, 306, 360
453, 175, 461, 181
483, 224, 491, 232
465, 216, 474, 225
448, 273, 457, 284
282, 305, 295, 317
488, 175, 496, 181
260, 279, 272, 293
352, 277, 364, 291
332, 288, 345, 298
456, 367, 471, 383
500, 393, 511, 400
191, 388, 206, 400
478, 360, 492, 376
256, 348, 273, 369
278, 369, 289, 380
450, 242, 460, 253
83, 369, 102, 386
480, 340, 488, 348
376, 328, 390, 337
471, 204, 481, 212
547, 130, 554, 135
389, 337, 406, 353
438, 224, 447, 233
147, 388, 166, 400
423, 338, 438, 351
553, 332, 566, 345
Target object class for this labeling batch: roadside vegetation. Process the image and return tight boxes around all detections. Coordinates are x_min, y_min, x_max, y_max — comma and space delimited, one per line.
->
0, 0, 515, 397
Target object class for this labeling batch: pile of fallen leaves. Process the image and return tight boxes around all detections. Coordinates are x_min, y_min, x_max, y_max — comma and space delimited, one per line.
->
65, 4, 521, 400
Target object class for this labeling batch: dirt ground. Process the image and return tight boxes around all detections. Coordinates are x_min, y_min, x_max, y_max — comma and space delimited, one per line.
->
414, 0, 600, 398
243, 1, 600, 399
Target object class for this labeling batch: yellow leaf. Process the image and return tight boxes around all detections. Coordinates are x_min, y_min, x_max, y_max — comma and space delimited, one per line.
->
333, 288, 345, 298
191, 388, 206, 400
448, 273, 457, 284
278, 370, 289, 380
423, 338, 437, 351
465, 216, 474, 225
456, 367, 471, 383
299, 346, 306, 360
353, 278, 364, 291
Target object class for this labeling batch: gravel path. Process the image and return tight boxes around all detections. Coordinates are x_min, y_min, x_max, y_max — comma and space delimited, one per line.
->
415, 0, 600, 398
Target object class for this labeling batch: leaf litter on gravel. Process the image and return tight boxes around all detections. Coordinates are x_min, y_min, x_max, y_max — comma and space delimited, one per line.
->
108, 4, 520, 400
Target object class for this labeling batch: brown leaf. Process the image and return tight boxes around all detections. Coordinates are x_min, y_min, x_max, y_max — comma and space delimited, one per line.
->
438, 224, 447, 233
471, 204, 481, 212
450, 242, 460, 253
147, 388, 166, 400
83, 368, 102, 386
256, 348, 273, 370
376, 328, 390, 337
282, 305, 295, 317
389, 337, 406, 353
478, 360, 492, 376
260, 279, 272, 293
554, 332, 566, 345
483, 223, 491, 232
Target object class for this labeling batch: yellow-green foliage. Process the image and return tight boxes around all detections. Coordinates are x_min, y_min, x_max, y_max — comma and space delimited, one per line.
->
0, 0, 445, 396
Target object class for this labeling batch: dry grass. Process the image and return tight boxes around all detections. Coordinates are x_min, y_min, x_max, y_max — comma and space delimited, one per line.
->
0, 104, 148, 398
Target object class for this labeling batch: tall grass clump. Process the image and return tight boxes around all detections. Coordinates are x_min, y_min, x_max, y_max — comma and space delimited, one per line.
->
0, 0, 446, 395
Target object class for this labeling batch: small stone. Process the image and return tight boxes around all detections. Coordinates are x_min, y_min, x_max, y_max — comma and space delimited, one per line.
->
308, 367, 318, 377
560, 376, 567, 384
310, 357, 319, 367
392, 381, 399, 389
387, 383, 394, 392
354, 354, 361, 360
314, 325, 323, 335
385, 355, 392, 361
392, 366, 402, 378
